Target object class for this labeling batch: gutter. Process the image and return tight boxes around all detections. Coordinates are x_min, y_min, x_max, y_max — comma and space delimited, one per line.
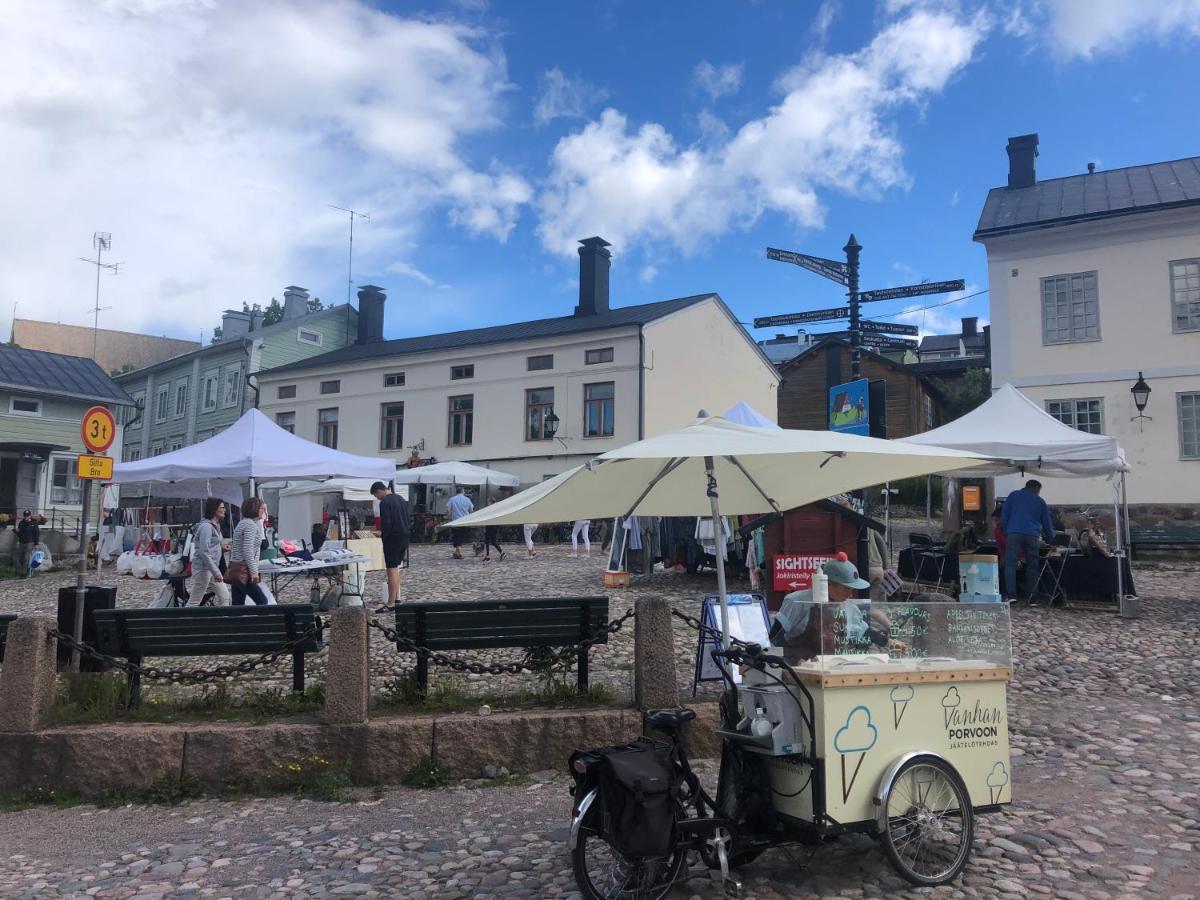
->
638, 327, 645, 440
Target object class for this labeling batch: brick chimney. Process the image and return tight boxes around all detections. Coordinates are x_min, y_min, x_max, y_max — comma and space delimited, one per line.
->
356, 285, 386, 344
574, 237, 611, 317
1006, 133, 1039, 189
283, 286, 310, 321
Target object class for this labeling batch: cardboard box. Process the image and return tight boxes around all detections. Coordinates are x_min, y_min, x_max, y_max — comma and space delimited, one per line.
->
602, 570, 630, 589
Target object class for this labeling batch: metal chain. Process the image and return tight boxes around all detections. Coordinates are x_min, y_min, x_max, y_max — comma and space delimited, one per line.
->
670, 606, 755, 649
368, 608, 635, 676
47, 618, 327, 684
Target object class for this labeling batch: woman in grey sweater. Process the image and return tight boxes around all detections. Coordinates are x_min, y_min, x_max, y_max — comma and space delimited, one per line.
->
189, 497, 231, 605
228, 497, 270, 606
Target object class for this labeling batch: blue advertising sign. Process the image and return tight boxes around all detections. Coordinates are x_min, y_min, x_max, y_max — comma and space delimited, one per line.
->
829, 378, 870, 435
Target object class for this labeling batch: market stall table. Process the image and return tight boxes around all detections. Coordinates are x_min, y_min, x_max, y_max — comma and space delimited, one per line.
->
258, 554, 371, 603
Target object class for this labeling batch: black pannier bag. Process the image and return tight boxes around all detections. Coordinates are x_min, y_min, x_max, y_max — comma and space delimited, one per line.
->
597, 738, 677, 858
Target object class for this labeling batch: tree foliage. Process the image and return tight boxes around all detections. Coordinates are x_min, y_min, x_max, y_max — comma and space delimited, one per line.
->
932, 367, 991, 423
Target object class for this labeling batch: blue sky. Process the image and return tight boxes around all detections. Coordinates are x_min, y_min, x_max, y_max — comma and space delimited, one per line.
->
3, 0, 1199, 344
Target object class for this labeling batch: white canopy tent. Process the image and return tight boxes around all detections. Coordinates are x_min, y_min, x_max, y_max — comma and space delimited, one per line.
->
271, 479, 409, 541
111, 409, 395, 492
902, 384, 1127, 478
722, 401, 781, 430
445, 413, 988, 649
391, 461, 521, 488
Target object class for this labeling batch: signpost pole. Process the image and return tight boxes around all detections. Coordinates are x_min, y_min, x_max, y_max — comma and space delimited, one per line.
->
845, 234, 862, 379
71, 483, 92, 673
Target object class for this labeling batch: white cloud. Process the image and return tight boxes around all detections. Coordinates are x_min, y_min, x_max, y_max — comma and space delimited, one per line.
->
890, 284, 982, 338
693, 61, 744, 100
533, 68, 604, 126
1011, 0, 1200, 58
639, 265, 658, 284
0, 0, 529, 337
950, 190, 960, 206
537, 8, 984, 256
811, 1, 840, 41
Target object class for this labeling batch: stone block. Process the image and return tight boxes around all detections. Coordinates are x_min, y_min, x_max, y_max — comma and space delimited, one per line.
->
679, 702, 722, 759
634, 596, 678, 710
0, 615, 59, 733
432, 708, 638, 778
323, 606, 370, 725
0, 726, 185, 793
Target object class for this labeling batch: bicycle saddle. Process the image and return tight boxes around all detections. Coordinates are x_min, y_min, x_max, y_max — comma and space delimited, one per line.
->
643, 707, 697, 732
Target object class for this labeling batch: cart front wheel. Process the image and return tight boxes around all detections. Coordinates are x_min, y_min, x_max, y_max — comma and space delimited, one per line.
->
880, 756, 974, 887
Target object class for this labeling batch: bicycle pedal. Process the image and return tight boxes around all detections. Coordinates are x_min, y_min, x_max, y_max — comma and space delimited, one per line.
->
723, 876, 743, 898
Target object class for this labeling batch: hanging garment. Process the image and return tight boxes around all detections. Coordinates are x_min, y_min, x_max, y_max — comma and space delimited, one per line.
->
694, 517, 732, 556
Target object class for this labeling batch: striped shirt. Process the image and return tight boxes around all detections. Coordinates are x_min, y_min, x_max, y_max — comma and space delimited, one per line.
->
230, 517, 264, 576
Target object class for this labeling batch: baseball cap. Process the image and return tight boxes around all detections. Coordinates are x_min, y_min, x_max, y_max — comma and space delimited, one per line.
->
822, 559, 870, 590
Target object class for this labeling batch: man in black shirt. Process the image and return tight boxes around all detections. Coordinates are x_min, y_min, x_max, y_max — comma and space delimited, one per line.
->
16, 509, 39, 577
371, 481, 410, 611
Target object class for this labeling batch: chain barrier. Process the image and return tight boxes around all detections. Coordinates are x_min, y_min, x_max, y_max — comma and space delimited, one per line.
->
47, 617, 328, 685
368, 608, 635, 676
670, 606, 755, 649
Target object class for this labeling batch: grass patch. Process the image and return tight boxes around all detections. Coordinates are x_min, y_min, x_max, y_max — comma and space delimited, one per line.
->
0, 774, 205, 812
0, 561, 22, 580
266, 755, 353, 802
377, 672, 615, 714
53, 672, 325, 725
401, 755, 449, 789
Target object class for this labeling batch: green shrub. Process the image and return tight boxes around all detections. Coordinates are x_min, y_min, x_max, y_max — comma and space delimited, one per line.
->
401, 755, 448, 789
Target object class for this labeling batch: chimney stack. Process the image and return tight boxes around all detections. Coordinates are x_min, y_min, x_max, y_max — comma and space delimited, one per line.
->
356, 285, 386, 344
249, 309, 264, 332
962, 316, 978, 337
574, 237, 612, 317
220, 310, 250, 340
283, 285, 310, 320
1006, 133, 1039, 189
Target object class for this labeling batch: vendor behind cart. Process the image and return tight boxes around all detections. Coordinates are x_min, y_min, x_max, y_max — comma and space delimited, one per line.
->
770, 558, 890, 663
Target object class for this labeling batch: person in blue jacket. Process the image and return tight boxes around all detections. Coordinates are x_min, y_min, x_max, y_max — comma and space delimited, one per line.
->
1000, 480, 1054, 605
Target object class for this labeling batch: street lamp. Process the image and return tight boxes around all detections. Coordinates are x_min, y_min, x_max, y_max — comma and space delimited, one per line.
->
1130, 372, 1152, 431
544, 409, 560, 441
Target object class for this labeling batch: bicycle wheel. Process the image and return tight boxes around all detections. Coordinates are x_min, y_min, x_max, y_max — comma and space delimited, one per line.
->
880, 756, 974, 886
570, 805, 685, 900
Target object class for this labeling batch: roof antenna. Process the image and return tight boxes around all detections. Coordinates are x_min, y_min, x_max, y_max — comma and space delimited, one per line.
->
79, 232, 122, 363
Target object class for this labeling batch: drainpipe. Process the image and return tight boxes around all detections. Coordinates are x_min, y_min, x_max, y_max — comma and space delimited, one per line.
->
244, 370, 260, 410
638, 327, 645, 440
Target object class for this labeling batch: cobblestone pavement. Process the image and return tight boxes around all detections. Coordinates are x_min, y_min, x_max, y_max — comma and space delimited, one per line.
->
0, 549, 1197, 898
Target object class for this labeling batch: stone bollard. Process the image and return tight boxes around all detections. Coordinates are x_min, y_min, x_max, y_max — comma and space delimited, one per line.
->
322, 606, 370, 725
0, 615, 59, 732
634, 596, 678, 710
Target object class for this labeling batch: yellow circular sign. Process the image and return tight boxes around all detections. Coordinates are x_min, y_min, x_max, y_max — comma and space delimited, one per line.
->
81, 406, 117, 454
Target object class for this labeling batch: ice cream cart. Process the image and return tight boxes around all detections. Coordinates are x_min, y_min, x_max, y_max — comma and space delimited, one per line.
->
567, 601, 1013, 898
728, 599, 1013, 885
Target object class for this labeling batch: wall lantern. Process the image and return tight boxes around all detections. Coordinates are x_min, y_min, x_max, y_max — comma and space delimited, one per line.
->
544, 409, 560, 440
1130, 371, 1152, 431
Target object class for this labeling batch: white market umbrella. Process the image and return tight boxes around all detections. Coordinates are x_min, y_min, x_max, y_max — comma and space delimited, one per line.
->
392, 460, 520, 488
111, 409, 395, 485
447, 413, 990, 649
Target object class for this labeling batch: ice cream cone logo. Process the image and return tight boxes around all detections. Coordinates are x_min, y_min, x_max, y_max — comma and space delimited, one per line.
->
890, 685, 915, 729
833, 705, 878, 804
987, 761, 1010, 804
941, 686, 962, 728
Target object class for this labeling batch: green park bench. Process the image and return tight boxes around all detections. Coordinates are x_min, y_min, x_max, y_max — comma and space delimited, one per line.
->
1129, 526, 1200, 557
393, 596, 610, 695
0, 614, 14, 663
91, 605, 323, 704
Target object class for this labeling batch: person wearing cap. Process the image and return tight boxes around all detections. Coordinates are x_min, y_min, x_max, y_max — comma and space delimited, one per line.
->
16, 509, 39, 577
770, 558, 885, 663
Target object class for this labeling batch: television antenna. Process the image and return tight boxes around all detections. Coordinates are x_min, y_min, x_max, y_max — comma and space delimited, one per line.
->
79, 232, 122, 362
328, 205, 370, 305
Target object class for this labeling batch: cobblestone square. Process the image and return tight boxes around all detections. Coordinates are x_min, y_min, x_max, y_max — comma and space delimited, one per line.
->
0, 544, 1197, 898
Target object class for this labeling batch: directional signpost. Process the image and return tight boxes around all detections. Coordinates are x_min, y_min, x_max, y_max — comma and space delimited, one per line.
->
766, 247, 848, 286
860, 319, 920, 336
71, 406, 117, 672
860, 279, 965, 303
753, 307, 849, 328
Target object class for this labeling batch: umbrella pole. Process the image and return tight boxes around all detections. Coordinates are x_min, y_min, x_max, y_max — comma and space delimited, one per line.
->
704, 457, 731, 650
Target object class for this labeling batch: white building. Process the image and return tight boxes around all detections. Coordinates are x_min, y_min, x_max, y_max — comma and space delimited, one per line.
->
255, 238, 778, 486
975, 134, 1200, 508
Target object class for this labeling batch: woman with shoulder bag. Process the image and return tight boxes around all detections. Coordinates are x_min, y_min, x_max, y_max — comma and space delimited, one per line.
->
190, 497, 232, 606
228, 497, 270, 606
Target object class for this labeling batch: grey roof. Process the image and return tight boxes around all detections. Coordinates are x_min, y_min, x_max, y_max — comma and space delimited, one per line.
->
918, 334, 961, 352
116, 303, 355, 382
975, 155, 1200, 239
259, 295, 714, 377
0, 344, 135, 405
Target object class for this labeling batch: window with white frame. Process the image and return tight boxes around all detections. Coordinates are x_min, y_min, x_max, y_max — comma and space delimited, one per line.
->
451, 364, 474, 380
1179, 393, 1200, 459
154, 386, 170, 422
1170, 259, 1200, 332
8, 396, 41, 416
320, 379, 340, 395
126, 447, 141, 462
277, 385, 296, 399
298, 328, 323, 346
202, 370, 219, 411
169, 437, 184, 452
583, 382, 615, 437
50, 456, 83, 505
448, 395, 473, 446
275, 411, 295, 434
317, 408, 339, 448
527, 354, 553, 371
380, 402, 405, 450
174, 379, 189, 418
1046, 398, 1104, 435
585, 347, 614, 365
221, 366, 242, 408
384, 372, 405, 387
526, 388, 554, 441
126, 391, 145, 428
1041, 271, 1100, 344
